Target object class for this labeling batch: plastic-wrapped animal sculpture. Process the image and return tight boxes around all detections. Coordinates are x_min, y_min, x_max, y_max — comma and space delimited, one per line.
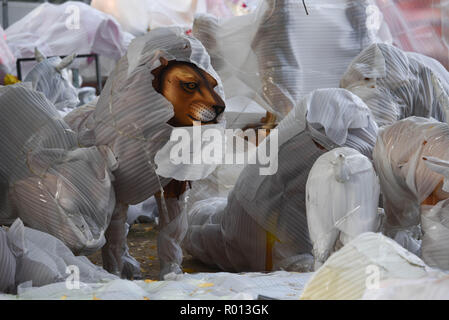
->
25, 48, 79, 111
65, 27, 225, 278
341, 43, 449, 127
0, 83, 116, 256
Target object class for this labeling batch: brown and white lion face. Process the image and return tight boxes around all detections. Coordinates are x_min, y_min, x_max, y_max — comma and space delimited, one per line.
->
153, 59, 225, 127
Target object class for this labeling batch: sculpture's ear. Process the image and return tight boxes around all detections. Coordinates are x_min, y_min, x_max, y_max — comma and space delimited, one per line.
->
35, 47, 46, 63
55, 53, 77, 73
151, 57, 170, 93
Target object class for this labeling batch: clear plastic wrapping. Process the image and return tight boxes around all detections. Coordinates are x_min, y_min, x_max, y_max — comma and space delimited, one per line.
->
24, 54, 79, 111
194, 0, 388, 118
373, 116, 449, 267
184, 88, 379, 272
0, 219, 116, 294
306, 147, 381, 269
0, 84, 116, 255
5, 1, 133, 78
376, 0, 449, 69
0, 228, 16, 293
93, 27, 225, 205
341, 43, 449, 127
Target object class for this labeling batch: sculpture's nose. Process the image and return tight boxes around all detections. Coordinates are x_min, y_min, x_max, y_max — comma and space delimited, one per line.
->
213, 105, 225, 116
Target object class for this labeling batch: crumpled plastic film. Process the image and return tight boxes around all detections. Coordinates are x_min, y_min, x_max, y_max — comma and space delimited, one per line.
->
306, 147, 381, 270
377, 0, 449, 70
194, 0, 389, 118
1, 219, 117, 293
93, 27, 226, 205
0, 85, 116, 255
0, 228, 16, 293
341, 43, 449, 127
5, 1, 133, 79
24, 56, 79, 111
184, 88, 379, 272
421, 198, 449, 270
300, 232, 430, 300
373, 116, 449, 259
63, 101, 97, 147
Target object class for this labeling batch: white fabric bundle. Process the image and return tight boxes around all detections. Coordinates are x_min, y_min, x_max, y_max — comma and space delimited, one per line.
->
93, 27, 225, 205
306, 147, 381, 270
24, 56, 79, 111
373, 117, 449, 268
0, 84, 116, 255
184, 88, 379, 272
0, 219, 116, 294
193, 0, 388, 118
5, 1, 133, 78
341, 43, 449, 127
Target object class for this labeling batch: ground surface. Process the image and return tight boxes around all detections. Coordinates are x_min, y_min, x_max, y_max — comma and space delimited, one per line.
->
87, 222, 221, 280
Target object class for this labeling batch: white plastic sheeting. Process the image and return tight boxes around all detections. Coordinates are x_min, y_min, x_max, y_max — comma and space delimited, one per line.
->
0, 84, 116, 255
306, 147, 381, 270
0, 271, 312, 300
5, 1, 133, 79
300, 232, 435, 300
24, 52, 79, 111
193, 0, 390, 118
0, 219, 117, 294
184, 88, 379, 272
341, 43, 449, 127
373, 117, 449, 268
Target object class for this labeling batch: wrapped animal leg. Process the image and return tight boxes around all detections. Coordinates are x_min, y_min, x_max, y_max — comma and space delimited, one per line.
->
101, 202, 128, 276
155, 180, 190, 280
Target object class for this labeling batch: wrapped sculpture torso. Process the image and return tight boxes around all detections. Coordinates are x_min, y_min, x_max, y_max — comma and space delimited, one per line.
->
341, 43, 449, 127
0, 85, 115, 255
194, 0, 389, 118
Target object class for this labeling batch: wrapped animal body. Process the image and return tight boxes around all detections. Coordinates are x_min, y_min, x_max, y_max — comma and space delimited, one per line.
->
0, 84, 116, 255
341, 43, 449, 127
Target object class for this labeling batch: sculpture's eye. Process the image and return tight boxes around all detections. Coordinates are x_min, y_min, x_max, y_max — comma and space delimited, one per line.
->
181, 81, 198, 92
